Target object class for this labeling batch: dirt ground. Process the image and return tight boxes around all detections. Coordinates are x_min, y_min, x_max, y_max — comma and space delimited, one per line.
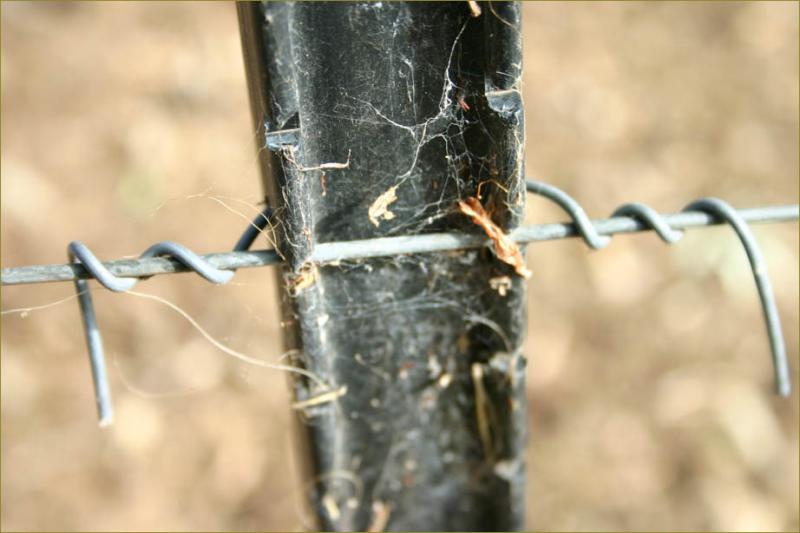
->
1, 2, 798, 531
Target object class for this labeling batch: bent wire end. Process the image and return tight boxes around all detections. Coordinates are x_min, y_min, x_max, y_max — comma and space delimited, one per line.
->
526, 179, 611, 250
68, 241, 133, 427
67, 228, 265, 425
72, 275, 113, 426
683, 198, 792, 397
66, 207, 274, 425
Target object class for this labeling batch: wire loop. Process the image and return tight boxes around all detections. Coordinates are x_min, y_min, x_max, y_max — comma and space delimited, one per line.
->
682, 198, 791, 396
67, 207, 273, 425
526, 180, 791, 396
526, 180, 611, 249
611, 203, 683, 244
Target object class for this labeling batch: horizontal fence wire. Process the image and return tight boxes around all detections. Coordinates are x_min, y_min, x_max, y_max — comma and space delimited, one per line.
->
3, 177, 798, 425
2, 204, 798, 286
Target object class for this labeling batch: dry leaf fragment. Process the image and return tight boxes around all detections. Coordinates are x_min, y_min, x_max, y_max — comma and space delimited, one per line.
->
368, 185, 398, 227
458, 197, 531, 278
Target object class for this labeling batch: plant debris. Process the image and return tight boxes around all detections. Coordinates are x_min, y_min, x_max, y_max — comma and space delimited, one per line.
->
458, 197, 531, 278
367, 501, 392, 532
471, 363, 496, 462
368, 185, 399, 227
292, 385, 348, 410
489, 275, 512, 296
287, 263, 318, 295
284, 146, 351, 172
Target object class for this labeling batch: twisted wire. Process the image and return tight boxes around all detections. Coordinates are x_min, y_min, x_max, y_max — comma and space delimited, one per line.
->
2, 184, 796, 424
3, 206, 796, 285
526, 180, 791, 396
611, 203, 683, 244
66, 208, 273, 425
526, 180, 611, 249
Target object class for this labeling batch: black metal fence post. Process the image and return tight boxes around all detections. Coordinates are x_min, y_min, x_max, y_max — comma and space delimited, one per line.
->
237, 2, 527, 530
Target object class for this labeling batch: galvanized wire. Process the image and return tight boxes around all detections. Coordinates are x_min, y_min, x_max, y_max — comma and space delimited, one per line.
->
2, 186, 798, 425
683, 198, 791, 397
524, 180, 795, 397
66, 240, 236, 424
2, 205, 797, 285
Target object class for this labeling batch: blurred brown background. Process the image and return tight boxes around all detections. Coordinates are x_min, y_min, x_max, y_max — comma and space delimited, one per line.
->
1, 2, 797, 531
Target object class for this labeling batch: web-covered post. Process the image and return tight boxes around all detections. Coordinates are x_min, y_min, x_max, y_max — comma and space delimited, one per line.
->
238, 2, 527, 530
